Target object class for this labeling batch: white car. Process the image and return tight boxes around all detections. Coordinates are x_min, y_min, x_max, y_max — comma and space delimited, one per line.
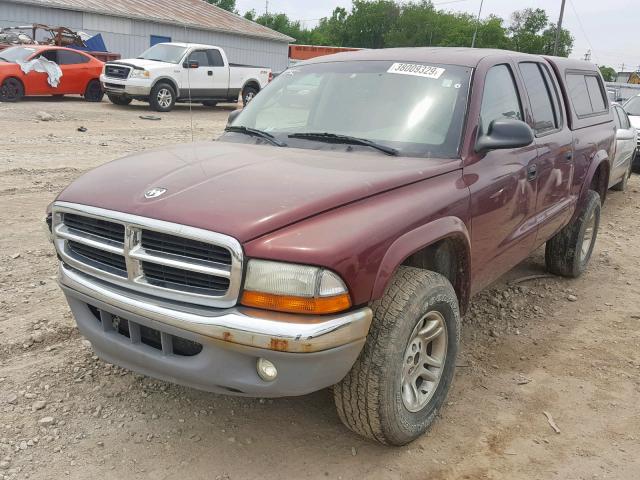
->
609, 103, 638, 190
622, 94, 640, 172
100, 42, 272, 112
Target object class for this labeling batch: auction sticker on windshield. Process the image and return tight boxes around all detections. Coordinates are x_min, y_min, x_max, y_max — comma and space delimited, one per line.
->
387, 63, 445, 79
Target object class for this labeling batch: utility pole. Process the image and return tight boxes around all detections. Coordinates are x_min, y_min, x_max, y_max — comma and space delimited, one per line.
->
470, 0, 484, 48
583, 50, 591, 62
553, 0, 567, 56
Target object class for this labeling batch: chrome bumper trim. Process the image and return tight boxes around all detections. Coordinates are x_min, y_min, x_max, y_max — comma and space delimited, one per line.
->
59, 264, 373, 353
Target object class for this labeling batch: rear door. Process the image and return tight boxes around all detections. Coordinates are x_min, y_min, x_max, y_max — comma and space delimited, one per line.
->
466, 63, 539, 291
516, 61, 574, 244
55, 49, 92, 94
611, 105, 635, 181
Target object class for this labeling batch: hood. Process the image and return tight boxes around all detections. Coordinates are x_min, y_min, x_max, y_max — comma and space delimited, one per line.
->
110, 58, 174, 70
627, 114, 640, 130
57, 142, 461, 243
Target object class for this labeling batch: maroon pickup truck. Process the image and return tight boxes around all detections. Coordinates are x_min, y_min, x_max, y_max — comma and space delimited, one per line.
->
47, 48, 615, 445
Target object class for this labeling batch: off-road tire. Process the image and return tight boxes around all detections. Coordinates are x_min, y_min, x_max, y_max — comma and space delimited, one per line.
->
202, 100, 218, 107
242, 86, 259, 106
149, 82, 176, 112
612, 161, 632, 191
545, 190, 601, 277
107, 94, 132, 106
333, 266, 460, 446
0, 78, 24, 102
84, 79, 104, 102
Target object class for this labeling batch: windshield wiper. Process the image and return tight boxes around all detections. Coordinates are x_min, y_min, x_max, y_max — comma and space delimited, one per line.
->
225, 125, 287, 147
288, 132, 398, 156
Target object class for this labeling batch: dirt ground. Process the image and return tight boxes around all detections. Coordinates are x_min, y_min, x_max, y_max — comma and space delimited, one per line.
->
0, 96, 639, 480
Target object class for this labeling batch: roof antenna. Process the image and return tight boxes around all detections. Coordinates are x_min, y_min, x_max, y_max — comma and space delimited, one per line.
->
185, 24, 194, 143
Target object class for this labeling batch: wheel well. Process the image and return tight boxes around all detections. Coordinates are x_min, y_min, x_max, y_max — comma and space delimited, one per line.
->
153, 78, 178, 94
590, 161, 609, 204
400, 237, 470, 314
4, 76, 24, 89
242, 80, 260, 93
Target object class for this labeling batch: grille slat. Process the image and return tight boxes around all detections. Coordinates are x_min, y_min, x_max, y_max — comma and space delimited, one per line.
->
142, 261, 230, 293
64, 214, 124, 243
105, 64, 130, 79
68, 241, 127, 275
141, 230, 232, 265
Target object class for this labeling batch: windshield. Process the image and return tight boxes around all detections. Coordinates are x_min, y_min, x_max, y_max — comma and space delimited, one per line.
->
137, 44, 187, 64
228, 60, 471, 158
0, 46, 37, 63
623, 96, 640, 116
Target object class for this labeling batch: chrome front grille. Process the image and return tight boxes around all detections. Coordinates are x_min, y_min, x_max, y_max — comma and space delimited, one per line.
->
52, 202, 243, 308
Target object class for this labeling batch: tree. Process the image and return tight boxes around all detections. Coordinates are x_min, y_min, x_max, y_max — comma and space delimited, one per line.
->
599, 66, 616, 82
206, 0, 236, 13
508, 8, 573, 56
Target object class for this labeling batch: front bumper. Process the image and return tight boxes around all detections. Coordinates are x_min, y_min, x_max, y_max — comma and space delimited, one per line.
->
100, 74, 151, 96
59, 264, 372, 396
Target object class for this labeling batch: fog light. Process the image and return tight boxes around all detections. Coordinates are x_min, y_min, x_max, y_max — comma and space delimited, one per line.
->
257, 358, 277, 382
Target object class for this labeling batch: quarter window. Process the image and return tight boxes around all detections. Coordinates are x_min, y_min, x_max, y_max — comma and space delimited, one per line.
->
585, 76, 606, 112
480, 64, 523, 135
519, 62, 559, 134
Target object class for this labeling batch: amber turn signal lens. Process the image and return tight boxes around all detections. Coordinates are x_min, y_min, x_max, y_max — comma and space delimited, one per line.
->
241, 291, 352, 315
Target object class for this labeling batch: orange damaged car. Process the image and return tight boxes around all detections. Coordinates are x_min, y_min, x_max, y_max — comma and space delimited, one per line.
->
0, 45, 104, 102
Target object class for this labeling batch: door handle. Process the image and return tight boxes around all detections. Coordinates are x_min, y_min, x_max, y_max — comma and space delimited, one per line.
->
527, 164, 538, 181
207, 70, 213, 76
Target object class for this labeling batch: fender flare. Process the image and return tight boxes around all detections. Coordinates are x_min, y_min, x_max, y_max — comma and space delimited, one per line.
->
371, 216, 472, 313
579, 149, 610, 209
151, 76, 179, 94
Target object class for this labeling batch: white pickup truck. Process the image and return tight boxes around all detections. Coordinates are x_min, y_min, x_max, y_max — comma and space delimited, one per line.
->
100, 42, 272, 112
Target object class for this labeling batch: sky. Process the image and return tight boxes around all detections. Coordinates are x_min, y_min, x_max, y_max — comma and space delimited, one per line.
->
236, 0, 639, 70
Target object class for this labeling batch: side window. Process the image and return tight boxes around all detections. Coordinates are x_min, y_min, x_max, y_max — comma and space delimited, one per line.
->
519, 62, 558, 134
585, 75, 607, 113
39, 50, 58, 63
207, 49, 224, 67
621, 109, 631, 129
188, 50, 210, 67
566, 74, 592, 116
566, 73, 608, 117
57, 50, 90, 65
480, 64, 523, 135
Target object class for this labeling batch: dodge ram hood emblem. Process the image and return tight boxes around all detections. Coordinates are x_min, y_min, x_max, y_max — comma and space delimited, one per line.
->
144, 187, 167, 199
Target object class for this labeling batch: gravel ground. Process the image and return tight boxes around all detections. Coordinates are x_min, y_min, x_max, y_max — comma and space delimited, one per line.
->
1, 96, 639, 480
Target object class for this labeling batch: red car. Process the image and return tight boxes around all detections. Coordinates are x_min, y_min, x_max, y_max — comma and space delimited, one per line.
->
0, 45, 104, 102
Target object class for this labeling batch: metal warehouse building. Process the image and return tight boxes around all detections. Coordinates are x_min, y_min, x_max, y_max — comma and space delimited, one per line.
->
0, 0, 293, 71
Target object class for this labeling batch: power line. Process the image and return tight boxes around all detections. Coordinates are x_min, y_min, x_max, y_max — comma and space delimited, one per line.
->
567, 0, 597, 63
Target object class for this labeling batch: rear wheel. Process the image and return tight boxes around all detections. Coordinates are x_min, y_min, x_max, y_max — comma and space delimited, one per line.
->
150, 82, 176, 112
545, 190, 601, 277
334, 267, 460, 445
0, 78, 24, 102
84, 79, 104, 102
107, 94, 132, 106
242, 85, 258, 106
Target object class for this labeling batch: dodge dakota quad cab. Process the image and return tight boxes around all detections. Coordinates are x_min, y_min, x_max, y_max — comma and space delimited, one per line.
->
100, 42, 271, 111
48, 48, 615, 445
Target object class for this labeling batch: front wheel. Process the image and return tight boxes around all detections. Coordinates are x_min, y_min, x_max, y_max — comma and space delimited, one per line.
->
84, 79, 104, 102
150, 82, 176, 112
334, 267, 460, 445
545, 189, 601, 277
0, 78, 24, 102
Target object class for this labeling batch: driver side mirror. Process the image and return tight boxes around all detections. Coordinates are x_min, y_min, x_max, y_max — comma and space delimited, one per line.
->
183, 60, 199, 69
616, 128, 634, 141
475, 119, 534, 153
227, 109, 241, 125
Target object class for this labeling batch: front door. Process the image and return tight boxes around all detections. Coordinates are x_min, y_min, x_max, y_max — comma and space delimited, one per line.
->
182, 49, 228, 98
516, 61, 574, 244
466, 63, 539, 292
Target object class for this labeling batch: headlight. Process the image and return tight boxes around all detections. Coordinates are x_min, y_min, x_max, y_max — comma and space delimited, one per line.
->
240, 259, 351, 315
130, 69, 150, 79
